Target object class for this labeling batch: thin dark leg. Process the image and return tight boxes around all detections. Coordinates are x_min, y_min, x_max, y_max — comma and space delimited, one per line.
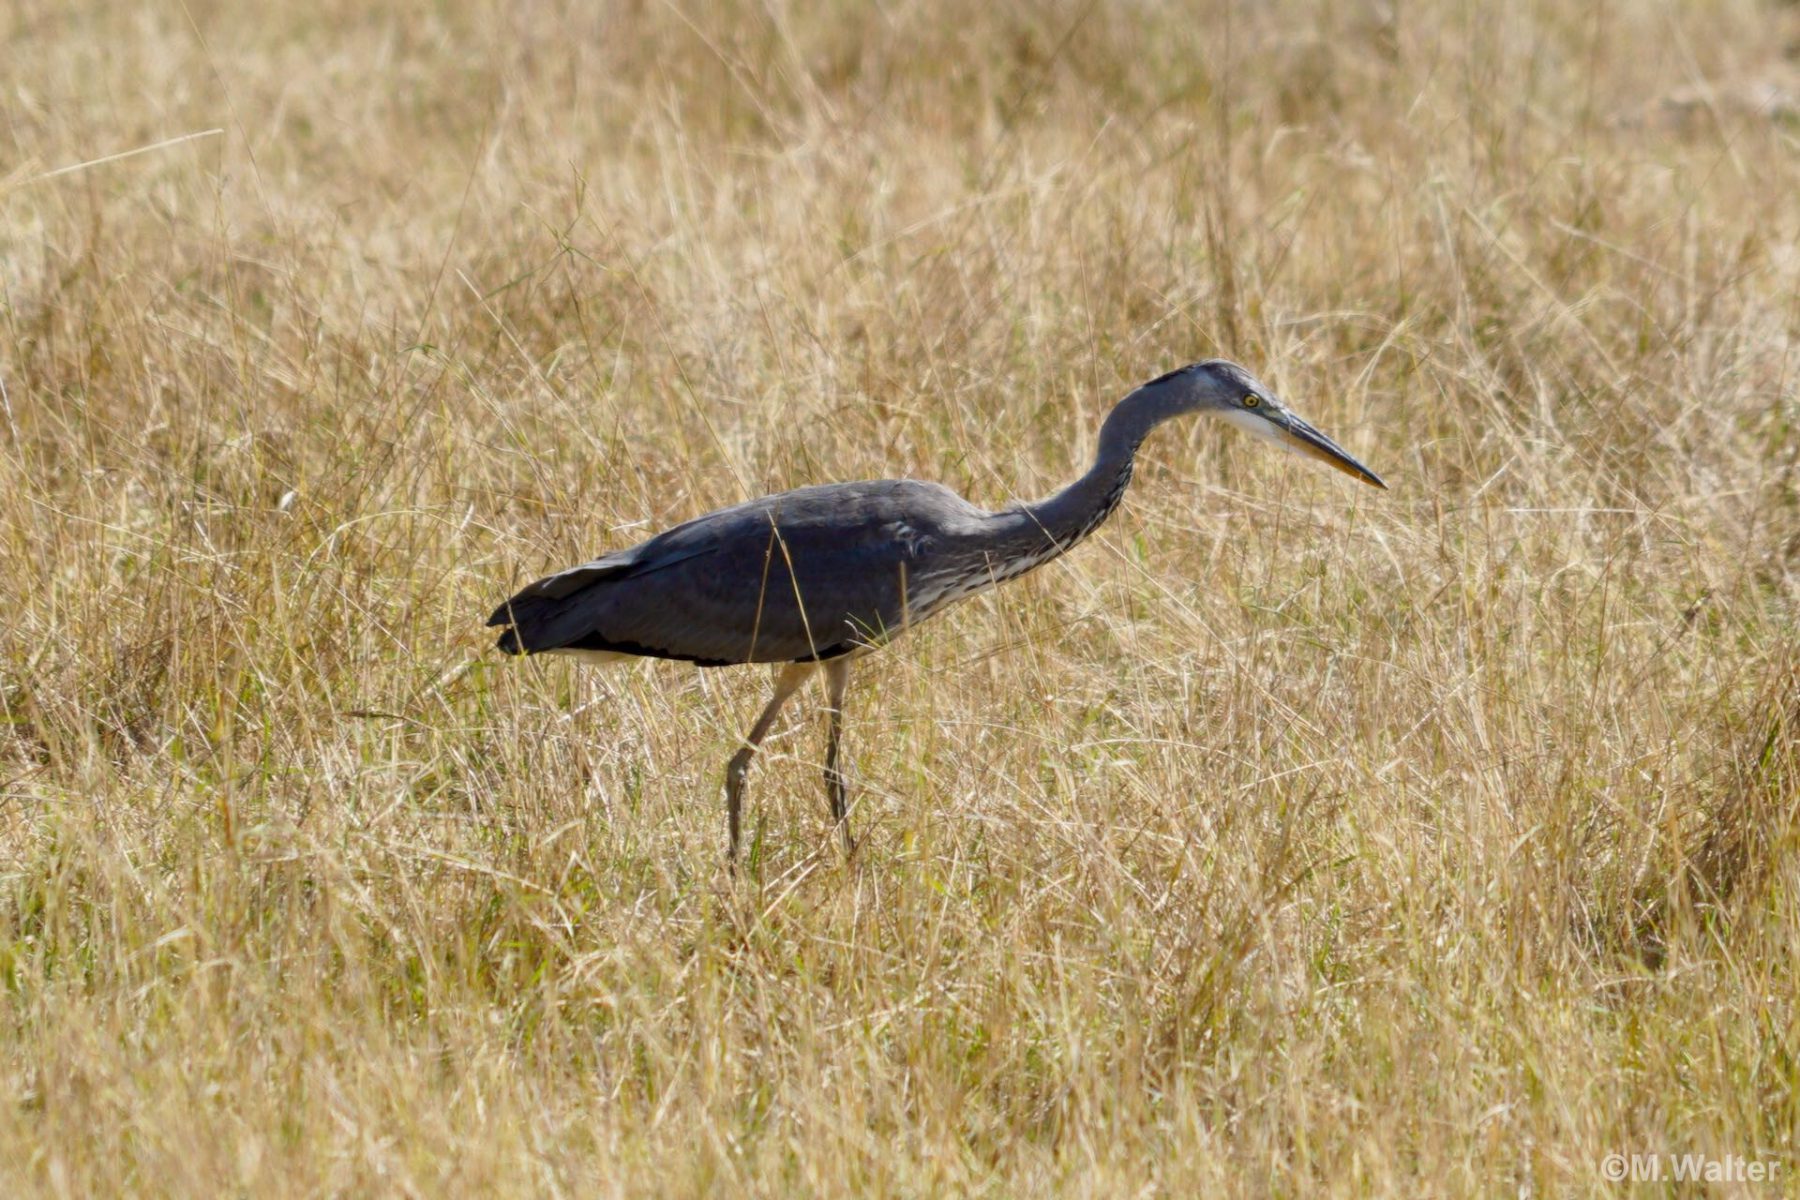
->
822, 657, 855, 854
725, 662, 814, 864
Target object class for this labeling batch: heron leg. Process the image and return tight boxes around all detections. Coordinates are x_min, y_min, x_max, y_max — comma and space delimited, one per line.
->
725, 662, 814, 863
822, 657, 855, 855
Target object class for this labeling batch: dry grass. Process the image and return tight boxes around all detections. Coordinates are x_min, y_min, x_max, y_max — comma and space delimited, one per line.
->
3, 0, 1800, 1194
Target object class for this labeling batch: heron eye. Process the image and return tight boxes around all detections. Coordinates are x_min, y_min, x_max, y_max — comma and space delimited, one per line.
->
1242, 394, 1261, 408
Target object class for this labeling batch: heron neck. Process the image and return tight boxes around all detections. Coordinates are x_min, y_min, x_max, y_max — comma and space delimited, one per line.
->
1011, 385, 1175, 552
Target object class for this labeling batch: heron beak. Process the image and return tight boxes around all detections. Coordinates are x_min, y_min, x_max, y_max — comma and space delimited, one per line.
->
1274, 410, 1387, 489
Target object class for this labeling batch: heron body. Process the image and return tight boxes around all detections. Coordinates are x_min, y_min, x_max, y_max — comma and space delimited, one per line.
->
488, 360, 1384, 859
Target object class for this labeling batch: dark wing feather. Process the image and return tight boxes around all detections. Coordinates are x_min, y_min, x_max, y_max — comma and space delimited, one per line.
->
489, 481, 975, 665
486, 543, 710, 623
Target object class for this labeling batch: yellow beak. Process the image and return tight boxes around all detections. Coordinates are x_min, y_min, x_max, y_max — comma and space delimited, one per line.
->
1275, 411, 1387, 489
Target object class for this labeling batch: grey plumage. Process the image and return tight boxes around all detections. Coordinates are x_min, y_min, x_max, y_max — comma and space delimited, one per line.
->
490, 480, 993, 665
488, 359, 1385, 860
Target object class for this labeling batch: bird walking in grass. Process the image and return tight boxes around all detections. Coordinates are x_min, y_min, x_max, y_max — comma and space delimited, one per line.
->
488, 360, 1385, 861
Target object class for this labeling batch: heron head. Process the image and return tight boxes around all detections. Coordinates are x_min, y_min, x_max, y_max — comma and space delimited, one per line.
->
1147, 359, 1386, 489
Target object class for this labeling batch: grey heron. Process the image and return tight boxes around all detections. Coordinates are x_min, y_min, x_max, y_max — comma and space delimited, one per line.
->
488, 360, 1384, 860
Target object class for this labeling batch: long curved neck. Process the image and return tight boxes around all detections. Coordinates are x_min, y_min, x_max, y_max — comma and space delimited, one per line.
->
1010, 384, 1183, 550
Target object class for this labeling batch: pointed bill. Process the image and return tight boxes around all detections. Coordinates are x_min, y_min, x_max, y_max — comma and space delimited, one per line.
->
1275, 411, 1387, 489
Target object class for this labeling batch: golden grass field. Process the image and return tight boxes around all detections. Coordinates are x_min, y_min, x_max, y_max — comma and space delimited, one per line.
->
4, 0, 1799, 1193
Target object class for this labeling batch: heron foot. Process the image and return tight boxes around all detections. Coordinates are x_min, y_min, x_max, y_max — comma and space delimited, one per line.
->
725, 747, 755, 865
824, 764, 855, 857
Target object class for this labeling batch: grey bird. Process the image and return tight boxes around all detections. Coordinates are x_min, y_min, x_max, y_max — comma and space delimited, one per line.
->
488, 360, 1384, 860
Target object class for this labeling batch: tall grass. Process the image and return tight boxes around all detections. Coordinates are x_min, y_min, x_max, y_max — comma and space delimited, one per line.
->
2, 0, 1797, 1193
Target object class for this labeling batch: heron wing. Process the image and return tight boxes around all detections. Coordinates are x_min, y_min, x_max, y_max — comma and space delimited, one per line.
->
486, 542, 712, 617
490, 481, 975, 665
